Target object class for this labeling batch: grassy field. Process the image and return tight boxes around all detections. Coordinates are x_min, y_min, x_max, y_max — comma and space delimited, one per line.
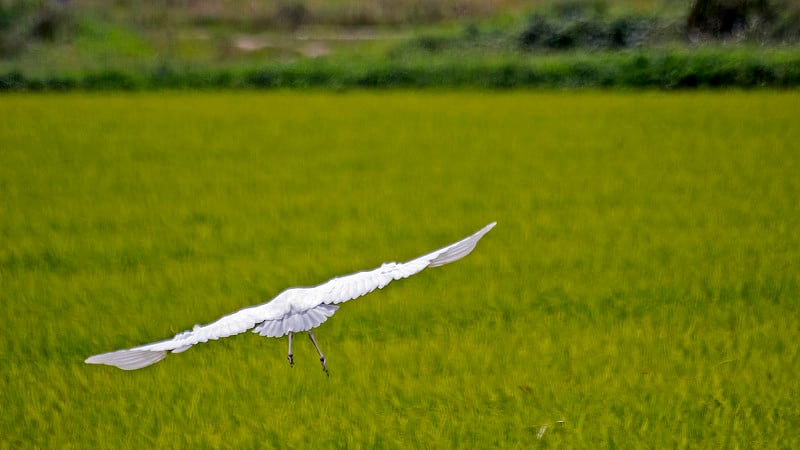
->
1, 91, 799, 448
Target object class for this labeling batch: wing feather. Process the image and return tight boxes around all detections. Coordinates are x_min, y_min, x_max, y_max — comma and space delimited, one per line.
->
309, 221, 496, 306
85, 222, 495, 370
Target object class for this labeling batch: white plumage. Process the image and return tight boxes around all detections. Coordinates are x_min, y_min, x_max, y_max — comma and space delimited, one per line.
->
85, 222, 496, 371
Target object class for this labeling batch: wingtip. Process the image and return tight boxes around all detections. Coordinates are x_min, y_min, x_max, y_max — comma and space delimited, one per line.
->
426, 221, 496, 268
477, 221, 497, 236
85, 349, 168, 370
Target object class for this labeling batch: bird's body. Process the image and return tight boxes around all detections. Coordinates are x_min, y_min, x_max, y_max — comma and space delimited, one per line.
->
85, 222, 496, 372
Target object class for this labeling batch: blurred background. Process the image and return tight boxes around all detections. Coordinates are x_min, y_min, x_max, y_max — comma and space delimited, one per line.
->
2, 0, 799, 88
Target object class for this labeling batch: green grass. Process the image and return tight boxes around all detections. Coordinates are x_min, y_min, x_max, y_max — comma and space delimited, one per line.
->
1, 91, 799, 448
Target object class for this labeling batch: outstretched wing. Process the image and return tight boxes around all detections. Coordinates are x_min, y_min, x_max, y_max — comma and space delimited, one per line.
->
252, 221, 496, 336
84, 302, 284, 370
85, 222, 496, 370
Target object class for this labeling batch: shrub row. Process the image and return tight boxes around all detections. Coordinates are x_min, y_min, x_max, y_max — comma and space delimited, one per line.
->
2, 50, 799, 91
519, 14, 669, 50
517, 6, 800, 50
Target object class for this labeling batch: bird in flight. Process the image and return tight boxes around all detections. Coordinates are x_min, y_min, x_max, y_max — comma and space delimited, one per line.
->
86, 222, 496, 374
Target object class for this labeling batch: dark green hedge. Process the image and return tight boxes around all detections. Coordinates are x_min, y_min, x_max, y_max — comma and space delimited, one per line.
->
3, 50, 799, 91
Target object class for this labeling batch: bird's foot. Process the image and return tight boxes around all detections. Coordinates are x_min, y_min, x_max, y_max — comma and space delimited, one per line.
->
320, 357, 329, 376
288, 353, 294, 367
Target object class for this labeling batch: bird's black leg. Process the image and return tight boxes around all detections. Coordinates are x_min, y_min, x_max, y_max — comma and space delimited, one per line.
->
308, 331, 328, 376
287, 332, 294, 367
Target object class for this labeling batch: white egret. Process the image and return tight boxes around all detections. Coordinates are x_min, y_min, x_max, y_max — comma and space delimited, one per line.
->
85, 222, 496, 374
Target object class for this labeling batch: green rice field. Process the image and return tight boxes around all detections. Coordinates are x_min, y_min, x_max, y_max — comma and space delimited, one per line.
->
1, 91, 799, 448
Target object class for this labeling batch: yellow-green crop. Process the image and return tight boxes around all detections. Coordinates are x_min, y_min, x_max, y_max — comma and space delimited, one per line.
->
1, 91, 799, 448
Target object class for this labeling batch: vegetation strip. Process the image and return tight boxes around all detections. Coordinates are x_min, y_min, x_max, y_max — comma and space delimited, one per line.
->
3, 48, 800, 90
3, 1, 800, 90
